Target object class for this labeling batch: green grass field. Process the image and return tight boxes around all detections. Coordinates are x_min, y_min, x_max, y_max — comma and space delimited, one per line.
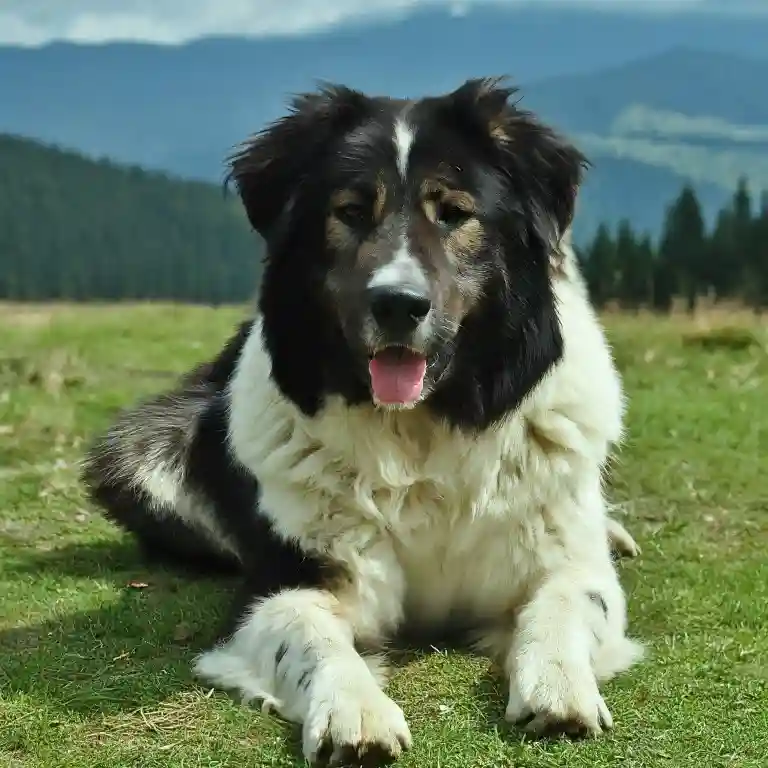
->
1, 303, 766, 768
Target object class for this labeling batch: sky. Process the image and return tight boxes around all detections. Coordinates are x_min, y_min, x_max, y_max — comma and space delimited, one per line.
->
0, 0, 762, 47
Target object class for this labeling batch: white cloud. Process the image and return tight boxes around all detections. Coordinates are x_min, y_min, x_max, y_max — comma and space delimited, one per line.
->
0, 0, 755, 47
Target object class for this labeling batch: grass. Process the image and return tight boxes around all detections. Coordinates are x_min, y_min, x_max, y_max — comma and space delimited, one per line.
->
1, 302, 767, 767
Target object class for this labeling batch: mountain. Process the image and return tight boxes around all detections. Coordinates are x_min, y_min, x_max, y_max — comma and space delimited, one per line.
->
525, 47, 768, 131
0, 135, 262, 302
1, 5, 767, 239
523, 48, 768, 237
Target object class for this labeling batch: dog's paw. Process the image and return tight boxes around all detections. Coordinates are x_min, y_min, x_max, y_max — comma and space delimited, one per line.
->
607, 517, 641, 559
303, 680, 412, 767
506, 656, 612, 739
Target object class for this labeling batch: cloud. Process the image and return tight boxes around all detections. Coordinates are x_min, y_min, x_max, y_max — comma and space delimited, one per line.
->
0, 0, 757, 47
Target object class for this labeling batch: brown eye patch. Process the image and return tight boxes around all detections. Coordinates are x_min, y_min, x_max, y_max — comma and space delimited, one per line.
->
446, 216, 484, 258
327, 190, 365, 249
419, 182, 484, 259
330, 179, 388, 227
420, 181, 477, 229
373, 178, 387, 223
327, 182, 389, 249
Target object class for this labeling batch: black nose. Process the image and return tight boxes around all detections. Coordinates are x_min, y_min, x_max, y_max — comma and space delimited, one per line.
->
367, 286, 432, 335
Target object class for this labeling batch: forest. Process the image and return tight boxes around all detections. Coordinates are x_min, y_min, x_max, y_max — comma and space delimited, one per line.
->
0, 134, 262, 303
1, 133, 766, 310
579, 180, 768, 312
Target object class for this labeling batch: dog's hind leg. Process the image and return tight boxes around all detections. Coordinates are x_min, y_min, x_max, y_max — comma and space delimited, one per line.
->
607, 516, 641, 559
81, 386, 242, 576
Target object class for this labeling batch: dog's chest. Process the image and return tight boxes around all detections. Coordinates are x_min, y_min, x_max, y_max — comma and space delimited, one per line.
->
283, 401, 584, 624
377, 472, 549, 624
354, 423, 566, 625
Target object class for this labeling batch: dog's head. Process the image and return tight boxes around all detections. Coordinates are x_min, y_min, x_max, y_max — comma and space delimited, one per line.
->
229, 78, 587, 430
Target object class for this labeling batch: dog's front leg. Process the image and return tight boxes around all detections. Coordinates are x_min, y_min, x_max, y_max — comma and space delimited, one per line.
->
194, 546, 410, 766
502, 550, 643, 736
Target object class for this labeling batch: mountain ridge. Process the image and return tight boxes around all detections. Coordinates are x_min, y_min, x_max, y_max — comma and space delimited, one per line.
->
1, 5, 766, 238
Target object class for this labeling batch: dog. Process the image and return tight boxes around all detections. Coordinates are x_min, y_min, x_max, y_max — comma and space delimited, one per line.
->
82, 77, 643, 767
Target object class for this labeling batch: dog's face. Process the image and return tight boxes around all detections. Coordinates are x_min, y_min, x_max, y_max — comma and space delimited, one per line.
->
230, 78, 587, 430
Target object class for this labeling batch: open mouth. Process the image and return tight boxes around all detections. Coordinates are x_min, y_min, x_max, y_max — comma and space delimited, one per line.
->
368, 345, 428, 405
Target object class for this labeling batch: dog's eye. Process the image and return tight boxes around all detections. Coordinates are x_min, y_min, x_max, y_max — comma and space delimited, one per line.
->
436, 201, 472, 228
334, 202, 369, 228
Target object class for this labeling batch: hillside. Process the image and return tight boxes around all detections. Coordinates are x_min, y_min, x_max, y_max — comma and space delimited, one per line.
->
526, 48, 768, 131
526, 49, 768, 190
0, 135, 263, 302
573, 156, 726, 244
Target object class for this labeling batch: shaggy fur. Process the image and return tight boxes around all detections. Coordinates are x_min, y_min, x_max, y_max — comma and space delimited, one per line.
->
83, 78, 643, 767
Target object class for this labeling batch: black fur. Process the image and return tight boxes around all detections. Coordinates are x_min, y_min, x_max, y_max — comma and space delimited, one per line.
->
229, 86, 379, 416
587, 591, 609, 619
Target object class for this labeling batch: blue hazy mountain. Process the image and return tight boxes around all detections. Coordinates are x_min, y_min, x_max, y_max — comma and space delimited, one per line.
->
1, 4, 766, 239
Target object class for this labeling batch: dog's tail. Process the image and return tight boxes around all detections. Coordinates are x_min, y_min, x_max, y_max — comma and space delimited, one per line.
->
81, 321, 255, 577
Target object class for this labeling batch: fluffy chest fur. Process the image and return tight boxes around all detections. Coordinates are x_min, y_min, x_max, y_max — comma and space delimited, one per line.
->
228, 274, 623, 631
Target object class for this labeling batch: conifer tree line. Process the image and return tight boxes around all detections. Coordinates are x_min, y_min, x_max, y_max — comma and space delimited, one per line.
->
577, 179, 768, 312
0, 134, 263, 303
1, 134, 766, 309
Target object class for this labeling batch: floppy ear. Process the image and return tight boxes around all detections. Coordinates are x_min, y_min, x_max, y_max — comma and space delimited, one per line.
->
426, 78, 584, 431
226, 83, 373, 240
445, 77, 588, 245
229, 84, 374, 417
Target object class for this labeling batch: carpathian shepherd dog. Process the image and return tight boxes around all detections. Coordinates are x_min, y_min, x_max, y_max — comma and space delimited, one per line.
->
83, 77, 643, 767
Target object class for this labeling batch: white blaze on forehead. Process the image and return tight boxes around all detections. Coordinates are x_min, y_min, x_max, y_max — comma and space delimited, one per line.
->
367, 233, 428, 292
393, 116, 415, 179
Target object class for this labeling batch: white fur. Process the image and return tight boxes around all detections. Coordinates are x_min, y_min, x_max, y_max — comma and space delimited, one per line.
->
135, 461, 240, 560
393, 116, 415, 178
367, 236, 429, 294
194, 239, 643, 762
194, 588, 409, 762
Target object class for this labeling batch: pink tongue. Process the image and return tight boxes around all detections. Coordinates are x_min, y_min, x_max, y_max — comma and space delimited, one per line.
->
369, 354, 427, 404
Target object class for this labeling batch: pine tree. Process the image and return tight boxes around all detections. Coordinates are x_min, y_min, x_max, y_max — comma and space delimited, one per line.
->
614, 219, 653, 310
707, 208, 737, 300
658, 185, 706, 314
746, 188, 768, 311
731, 177, 756, 301
637, 234, 656, 307
583, 224, 618, 309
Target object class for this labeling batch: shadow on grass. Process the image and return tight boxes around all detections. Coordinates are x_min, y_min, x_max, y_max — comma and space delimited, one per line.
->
2, 539, 303, 763
1, 540, 237, 717
9, 538, 240, 583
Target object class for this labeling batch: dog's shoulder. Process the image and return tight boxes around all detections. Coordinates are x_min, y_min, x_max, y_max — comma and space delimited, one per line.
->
532, 242, 625, 458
